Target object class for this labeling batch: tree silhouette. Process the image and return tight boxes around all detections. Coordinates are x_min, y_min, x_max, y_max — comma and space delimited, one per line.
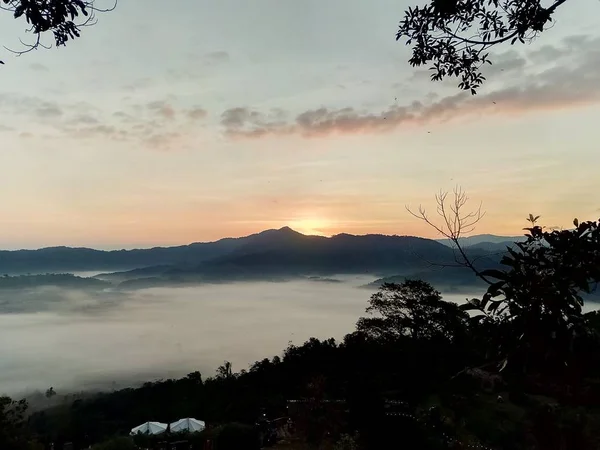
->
412, 189, 600, 380
397, 0, 569, 93
0, 0, 116, 63
357, 279, 468, 342
462, 215, 600, 377
0, 396, 31, 450
45, 387, 56, 399
407, 186, 492, 283
216, 361, 234, 379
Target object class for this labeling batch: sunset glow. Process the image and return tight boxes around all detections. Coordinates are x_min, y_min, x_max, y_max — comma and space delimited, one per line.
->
0, 0, 598, 249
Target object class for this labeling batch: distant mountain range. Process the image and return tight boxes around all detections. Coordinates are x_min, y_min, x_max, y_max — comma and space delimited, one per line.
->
437, 234, 525, 248
0, 228, 523, 291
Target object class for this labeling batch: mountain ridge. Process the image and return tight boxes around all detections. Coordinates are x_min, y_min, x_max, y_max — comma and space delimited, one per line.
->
0, 228, 521, 289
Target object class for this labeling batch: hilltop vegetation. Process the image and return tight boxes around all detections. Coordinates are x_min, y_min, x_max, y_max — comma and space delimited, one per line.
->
0, 274, 109, 290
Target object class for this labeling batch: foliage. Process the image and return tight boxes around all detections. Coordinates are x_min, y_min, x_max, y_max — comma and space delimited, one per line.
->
0, 396, 42, 450
216, 361, 234, 379
463, 216, 600, 376
397, 0, 569, 93
357, 279, 468, 342
0, 0, 116, 62
333, 433, 359, 450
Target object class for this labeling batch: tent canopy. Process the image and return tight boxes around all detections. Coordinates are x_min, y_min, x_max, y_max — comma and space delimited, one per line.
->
130, 421, 168, 436
169, 417, 206, 433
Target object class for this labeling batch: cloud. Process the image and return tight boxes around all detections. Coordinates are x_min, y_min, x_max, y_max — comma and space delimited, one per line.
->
71, 114, 99, 125
221, 107, 289, 137
147, 101, 175, 119
36, 103, 63, 118
122, 78, 153, 92
144, 132, 182, 150
221, 34, 600, 139
528, 34, 591, 63
113, 111, 133, 120
187, 107, 207, 120
204, 51, 230, 65
64, 124, 121, 140
481, 50, 527, 77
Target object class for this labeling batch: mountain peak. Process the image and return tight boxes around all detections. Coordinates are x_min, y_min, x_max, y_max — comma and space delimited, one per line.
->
278, 226, 297, 233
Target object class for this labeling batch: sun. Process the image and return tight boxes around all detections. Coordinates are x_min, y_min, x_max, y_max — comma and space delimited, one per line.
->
288, 218, 332, 236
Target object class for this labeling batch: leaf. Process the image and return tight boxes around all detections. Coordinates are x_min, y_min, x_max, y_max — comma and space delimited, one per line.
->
460, 301, 482, 312
573, 218, 579, 227
498, 358, 508, 372
487, 281, 504, 296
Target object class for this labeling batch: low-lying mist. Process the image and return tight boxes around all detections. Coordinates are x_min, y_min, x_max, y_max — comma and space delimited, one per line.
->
0, 276, 375, 395
0, 276, 597, 397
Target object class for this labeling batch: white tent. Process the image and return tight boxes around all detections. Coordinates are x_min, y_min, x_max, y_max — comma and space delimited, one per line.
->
169, 417, 206, 433
130, 421, 168, 436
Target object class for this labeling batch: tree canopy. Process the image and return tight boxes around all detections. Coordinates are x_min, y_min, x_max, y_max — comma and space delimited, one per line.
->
397, 0, 570, 93
0, 0, 116, 62
357, 279, 468, 342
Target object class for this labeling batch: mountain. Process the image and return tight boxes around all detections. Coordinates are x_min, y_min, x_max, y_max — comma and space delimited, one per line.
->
0, 229, 308, 274
436, 234, 525, 248
0, 273, 110, 290
104, 228, 508, 288
0, 227, 512, 290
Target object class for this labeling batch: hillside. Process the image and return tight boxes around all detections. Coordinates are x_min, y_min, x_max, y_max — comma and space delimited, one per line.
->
437, 234, 525, 248
103, 228, 485, 288
99, 227, 510, 289
0, 228, 518, 290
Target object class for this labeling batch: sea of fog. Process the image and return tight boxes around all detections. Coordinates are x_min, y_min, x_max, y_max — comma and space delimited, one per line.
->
0, 276, 597, 396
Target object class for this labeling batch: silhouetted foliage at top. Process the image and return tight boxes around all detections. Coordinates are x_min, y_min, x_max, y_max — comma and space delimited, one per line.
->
0, 0, 116, 63
397, 0, 569, 93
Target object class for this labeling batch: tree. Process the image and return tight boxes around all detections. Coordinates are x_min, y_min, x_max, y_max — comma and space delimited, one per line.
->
463, 215, 600, 376
411, 189, 600, 378
397, 0, 569, 93
356, 279, 469, 342
216, 360, 234, 379
45, 387, 56, 399
0, 396, 36, 450
0, 0, 116, 63
407, 186, 490, 281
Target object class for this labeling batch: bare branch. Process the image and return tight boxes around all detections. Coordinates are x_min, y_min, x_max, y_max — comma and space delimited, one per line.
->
407, 186, 492, 285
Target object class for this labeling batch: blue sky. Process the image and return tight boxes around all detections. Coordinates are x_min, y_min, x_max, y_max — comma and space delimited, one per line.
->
0, 0, 599, 249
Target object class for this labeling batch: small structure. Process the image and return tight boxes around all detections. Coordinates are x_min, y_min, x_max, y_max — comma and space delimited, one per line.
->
169, 417, 206, 433
130, 421, 168, 435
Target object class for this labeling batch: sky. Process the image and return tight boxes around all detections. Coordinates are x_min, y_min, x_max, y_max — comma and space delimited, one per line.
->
0, 0, 599, 249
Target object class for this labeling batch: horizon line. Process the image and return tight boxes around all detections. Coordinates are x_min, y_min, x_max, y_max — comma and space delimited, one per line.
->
0, 226, 524, 253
